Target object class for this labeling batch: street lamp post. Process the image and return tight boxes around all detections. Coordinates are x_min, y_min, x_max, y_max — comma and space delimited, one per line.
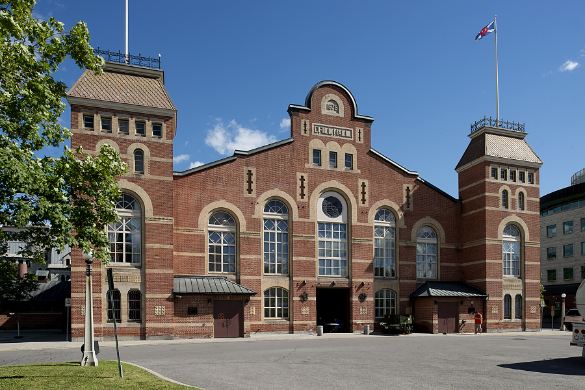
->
81, 250, 98, 366
560, 293, 567, 331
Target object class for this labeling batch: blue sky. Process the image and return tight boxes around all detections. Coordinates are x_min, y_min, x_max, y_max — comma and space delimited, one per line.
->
35, 0, 585, 198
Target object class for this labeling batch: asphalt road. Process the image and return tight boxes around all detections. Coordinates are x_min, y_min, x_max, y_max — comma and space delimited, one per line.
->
1, 332, 584, 390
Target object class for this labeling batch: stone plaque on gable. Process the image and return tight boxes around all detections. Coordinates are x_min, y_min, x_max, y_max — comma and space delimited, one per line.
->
312, 123, 353, 141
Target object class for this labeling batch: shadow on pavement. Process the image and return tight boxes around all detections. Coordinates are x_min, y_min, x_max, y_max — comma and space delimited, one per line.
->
499, 357, 585, 376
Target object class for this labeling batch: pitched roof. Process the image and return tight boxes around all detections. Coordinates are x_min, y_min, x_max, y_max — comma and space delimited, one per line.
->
542, 283, 581, 296
410, 281, 487, 298
456, 131, 542, 170
173, 276, 256, 295
28, 280, 70, 302
67, 69, 176, 111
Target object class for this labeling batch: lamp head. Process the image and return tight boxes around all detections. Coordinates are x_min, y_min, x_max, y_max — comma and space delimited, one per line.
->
82, 250, 94, 265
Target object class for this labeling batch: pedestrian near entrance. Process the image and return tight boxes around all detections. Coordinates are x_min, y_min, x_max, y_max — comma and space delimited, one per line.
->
474, 312, 483, 334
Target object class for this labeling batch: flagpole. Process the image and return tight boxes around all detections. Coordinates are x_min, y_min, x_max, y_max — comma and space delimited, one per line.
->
125, 0, 128, 58
494, 15, 499, 126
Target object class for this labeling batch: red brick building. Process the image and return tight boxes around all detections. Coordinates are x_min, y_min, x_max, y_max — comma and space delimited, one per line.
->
66, 59, 542, 339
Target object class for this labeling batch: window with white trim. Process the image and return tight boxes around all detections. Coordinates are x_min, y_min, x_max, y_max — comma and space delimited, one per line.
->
84, 115, 94, 129
318, 192, 348, 277
264, 287, 289, 319
107, 194, 142, 264
263, 200, 289, 275
374, 209, 395, 278
416, 226, 437, 279
503, 224, 520, 277
375, 289, 396, 318
208, 212, 236, 273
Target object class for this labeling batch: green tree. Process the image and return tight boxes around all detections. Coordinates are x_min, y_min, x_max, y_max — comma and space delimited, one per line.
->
0, 260, 38, 311
0, 0, 126, 265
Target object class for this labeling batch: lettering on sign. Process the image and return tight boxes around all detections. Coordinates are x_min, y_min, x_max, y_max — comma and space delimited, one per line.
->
325, 99, 339, 114
312, 123, 353, 140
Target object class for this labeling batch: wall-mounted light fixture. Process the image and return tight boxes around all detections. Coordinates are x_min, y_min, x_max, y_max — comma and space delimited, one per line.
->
332, 281, 336, 286
300, 292, 309, 302
360, 281, 365, 286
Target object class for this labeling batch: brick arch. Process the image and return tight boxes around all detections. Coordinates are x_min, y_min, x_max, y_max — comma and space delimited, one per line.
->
325, 140, 342, 151
308, 138, 326, 149
410, 217, 446, 244
117, 179, 153, 217
254, 190, 299, 221
126, 143, 151, 175
497, 216, 530, 242
198, 201, 247, 232
95, 138, 120, 154
368, 199, 405, 228
309, 181, 358, 224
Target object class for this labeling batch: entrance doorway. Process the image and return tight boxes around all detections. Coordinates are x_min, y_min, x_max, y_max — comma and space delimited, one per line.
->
214, 300, 242, 338
437, 302, 458, 333
316, 288, 349, 332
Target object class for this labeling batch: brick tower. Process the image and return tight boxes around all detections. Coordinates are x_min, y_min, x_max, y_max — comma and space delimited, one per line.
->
66, 54, 177, 340
456, 119, 542, 331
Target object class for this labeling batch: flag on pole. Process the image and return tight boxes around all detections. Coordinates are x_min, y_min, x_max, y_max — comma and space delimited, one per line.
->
475, 21, 495, 41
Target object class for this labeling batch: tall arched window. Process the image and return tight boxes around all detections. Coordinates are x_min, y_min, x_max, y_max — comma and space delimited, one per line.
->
264, 287, 289, 319
317, 192, 348, 277
208, 212, 236, 273
263, 200, 289, 275
518, 192, 525, 211
134, 149, 144, 173
108, 194, 142, 264
128, 290, 141, 322
504, 294, 512, 319
108, 289, 121, 322
515, 294, 522, 319
375, 289, 396, 318
502, 190, 509, 209
416, 226, 437, 279
374, 209, 396, 278
503, 224, 520, 277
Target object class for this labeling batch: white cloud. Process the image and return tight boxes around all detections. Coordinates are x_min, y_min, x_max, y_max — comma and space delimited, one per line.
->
189, 161, 204, 169
279, 118, 291, 133
559, 60, 579, 72
185, 141, 188, 146
205, 119, 277, 155
173, 154, 190, 163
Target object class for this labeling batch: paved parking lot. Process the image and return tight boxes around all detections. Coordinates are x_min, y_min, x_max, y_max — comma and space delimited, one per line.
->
1, 331, 584, 389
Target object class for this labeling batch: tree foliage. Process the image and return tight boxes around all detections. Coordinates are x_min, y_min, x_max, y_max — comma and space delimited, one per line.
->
0, 260, 38, 310
0, 0, 127, 265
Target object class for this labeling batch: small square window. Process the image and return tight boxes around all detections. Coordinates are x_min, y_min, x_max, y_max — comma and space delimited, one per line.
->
345, 154, 353, 169
528, 173, 534, 184
564, 267, 574, 280
84, 115, 94, 129
329, 152, 337, 168
313, 150, 321, 166
135, 122, 146, 136
564, 221, 573, 234
547, 269, 556, 281
501, 169, 507, 181
101, 117, 112, 132
118, 119, 129, 134
491, 168, 497, 179
546, 247, 556, 259
519, 172, 525, 183
153, 124, 162, 137
510, 171, 516, 182
563, 244, 574, 257
547, 225, 556, 237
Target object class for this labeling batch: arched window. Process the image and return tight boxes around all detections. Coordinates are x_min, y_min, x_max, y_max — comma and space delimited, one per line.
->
134, 149, 144, 173
317, 192, 348, 277
128, 290, 141, 321
108, 290, 121, 322
263, 200, 289, 275
503, 224, 520, 277
60, 275, 65, 282
515, 294, 522, 319
504, 294, 512, 319
416, 226, 437, 279
374, 209, 396, 278
518, 192, 525, 211
502, 190, 509, 209
264, 287, 289, 319
208, 212, 236, 273
375, 289, 396, 318
108, 194, 142, 264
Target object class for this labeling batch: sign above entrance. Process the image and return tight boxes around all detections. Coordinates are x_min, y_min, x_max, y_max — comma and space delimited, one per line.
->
312, 123, 353, 141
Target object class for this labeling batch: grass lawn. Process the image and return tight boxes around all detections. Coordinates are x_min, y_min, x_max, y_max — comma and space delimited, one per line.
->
0, 360, 200, 389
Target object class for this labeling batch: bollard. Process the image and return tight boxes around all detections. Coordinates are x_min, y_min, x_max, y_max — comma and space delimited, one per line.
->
317, 325, 323, 336
364, 325, 370, 335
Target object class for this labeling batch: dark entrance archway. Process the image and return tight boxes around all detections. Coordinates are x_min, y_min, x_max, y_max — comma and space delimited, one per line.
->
316, 288, 349, 332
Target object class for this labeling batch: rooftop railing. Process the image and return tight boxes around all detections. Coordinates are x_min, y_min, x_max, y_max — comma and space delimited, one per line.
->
571, 168, 585, 186
93, 48, 161, 70
471, 116, 525, 134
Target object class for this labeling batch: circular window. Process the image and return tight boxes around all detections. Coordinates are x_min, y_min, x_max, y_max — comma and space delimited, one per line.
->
322, 196, 343, 218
